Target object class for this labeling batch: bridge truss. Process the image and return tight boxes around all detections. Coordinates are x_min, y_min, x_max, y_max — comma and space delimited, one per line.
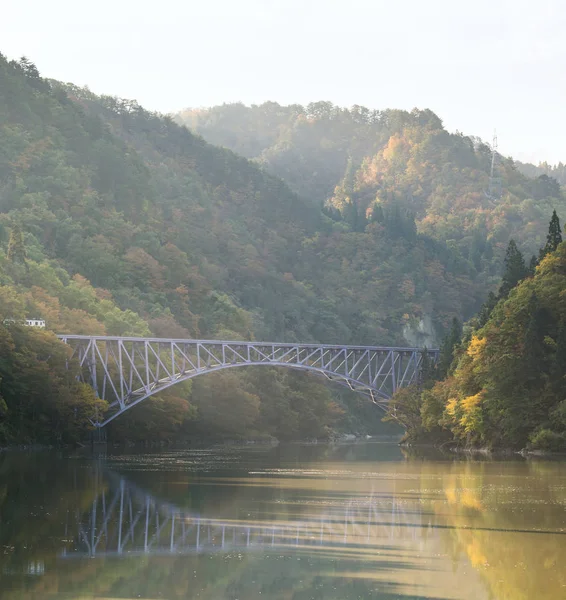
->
59, 336, 437, 427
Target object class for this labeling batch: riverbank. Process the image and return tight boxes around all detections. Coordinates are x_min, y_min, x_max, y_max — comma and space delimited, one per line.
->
400, 436, 566, 458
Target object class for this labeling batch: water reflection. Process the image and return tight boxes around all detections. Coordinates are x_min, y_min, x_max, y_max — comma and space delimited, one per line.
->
1, 443, 565, 599
67, 470, 441, 558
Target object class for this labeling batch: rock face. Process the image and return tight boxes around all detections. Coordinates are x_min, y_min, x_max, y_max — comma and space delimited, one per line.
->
403, 315, 437, 348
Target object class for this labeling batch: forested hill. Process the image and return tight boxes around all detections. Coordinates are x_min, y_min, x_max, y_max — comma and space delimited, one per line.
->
178, 102, 566, 269
0, 54, 563, 444
1, 56, 487, 349
0, 54, 483, 443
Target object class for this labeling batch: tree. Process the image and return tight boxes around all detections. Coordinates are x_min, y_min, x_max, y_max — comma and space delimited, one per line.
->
477, 292, 497, 328
522, 292, 548, 388
384, 384, 423, 436
370, 203, 384, 223
18, 56, 41, 80
528, 255, 539, 276
437, 317, 462, 377
418, 348, 438, 388
531, 174, 561, 200
0, 286, 26, 321
7, 223, 27, 265
551, 322, 566, 399
498, 239, 527, 299
539, 210, 562, 260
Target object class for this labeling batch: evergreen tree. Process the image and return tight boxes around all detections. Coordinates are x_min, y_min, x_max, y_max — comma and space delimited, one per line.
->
343, 199, 358, 230
539, 210, 562, 260
7, 223, 27, 265
477, 291, 498, 328
551, 322, 566, 397
370, 204, 384, 224
517, 293, 551, 436
531, 174, 561, 200
343, 156, 356, 197
419, 348, 437, 386
437, 317, 462, 378
498, 239, 527, 299
384, 202, 403, 237
522, 293, 548, 385
403, 210, 418, 240
528, 254, 539, 276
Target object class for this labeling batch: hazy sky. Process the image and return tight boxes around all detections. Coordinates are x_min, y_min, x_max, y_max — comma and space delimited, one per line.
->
3, 0, 565, 164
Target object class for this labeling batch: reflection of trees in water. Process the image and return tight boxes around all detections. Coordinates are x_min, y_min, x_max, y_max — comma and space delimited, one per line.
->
421, 459, 566, 600
0, 453, 450, 600
0, 454, 99, 565
6, 449, 565, 599
0, 453, 101, 599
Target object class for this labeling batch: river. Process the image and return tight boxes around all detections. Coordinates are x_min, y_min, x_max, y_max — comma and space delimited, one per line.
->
0, 442, 565, 599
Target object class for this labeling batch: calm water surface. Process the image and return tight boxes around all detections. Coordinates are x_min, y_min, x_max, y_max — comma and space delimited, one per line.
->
1, 442, 565, 599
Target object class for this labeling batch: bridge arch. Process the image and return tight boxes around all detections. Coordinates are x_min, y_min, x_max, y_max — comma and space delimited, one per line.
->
58, 336, 437, 427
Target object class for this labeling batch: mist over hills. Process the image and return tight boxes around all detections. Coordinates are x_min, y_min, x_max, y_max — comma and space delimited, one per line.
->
0, 54, 564, 443
177, 101, 565, 259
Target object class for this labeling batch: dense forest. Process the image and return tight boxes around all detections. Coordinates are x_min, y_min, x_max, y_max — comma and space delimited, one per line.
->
386, 213, 566, 451
179, 102, 566, 265
1, 56, 565, 445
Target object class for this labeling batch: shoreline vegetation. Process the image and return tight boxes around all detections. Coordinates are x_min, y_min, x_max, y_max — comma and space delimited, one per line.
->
4, 436, 565, 461
400, 439, 566, 457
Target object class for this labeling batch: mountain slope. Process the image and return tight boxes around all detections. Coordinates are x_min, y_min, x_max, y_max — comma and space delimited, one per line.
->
0, 55, 515, 442
178, 102, 566, 273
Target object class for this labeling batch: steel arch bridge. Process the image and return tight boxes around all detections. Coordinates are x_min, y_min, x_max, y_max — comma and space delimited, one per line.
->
58, 336, 438, 427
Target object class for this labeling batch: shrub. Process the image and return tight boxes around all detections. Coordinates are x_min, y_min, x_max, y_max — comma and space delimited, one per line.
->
528, 428, 566, 452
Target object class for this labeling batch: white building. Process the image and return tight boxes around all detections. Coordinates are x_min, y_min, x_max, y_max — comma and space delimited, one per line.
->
25, 318, 46, 328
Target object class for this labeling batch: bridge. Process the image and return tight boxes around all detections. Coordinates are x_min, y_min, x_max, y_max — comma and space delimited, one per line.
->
62, 470, 435, 559
58, 336, 438, 427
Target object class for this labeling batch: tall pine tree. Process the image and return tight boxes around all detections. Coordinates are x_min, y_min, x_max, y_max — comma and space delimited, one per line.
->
539, 210, 562, 260
498, 239, 527, 299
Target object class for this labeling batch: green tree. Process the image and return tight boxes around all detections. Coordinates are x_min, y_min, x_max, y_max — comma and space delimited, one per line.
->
539, 210, 562, 260
477, 291, 497, 328
498, 239, 527, 299
7, 223, 26, 265
531, 174, 561, 200
528, 254, 539, 276
437, 317, 462, 377
551, 322, 566, 398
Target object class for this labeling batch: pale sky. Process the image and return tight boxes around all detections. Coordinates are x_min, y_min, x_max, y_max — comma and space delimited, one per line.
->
2, 0, 565, 164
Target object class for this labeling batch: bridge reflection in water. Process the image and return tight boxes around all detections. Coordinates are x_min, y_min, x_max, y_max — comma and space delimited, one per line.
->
63, 471, 436, 559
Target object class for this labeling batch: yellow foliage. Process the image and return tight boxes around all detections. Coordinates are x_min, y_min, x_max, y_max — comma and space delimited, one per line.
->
461, 392, 483, 413
467, 539, 489, 567
446, 397, 458, 417
444, 487, 457, 504
467, 335, 486, 358
460, 392, 483, 433
460, 489, 483, 511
